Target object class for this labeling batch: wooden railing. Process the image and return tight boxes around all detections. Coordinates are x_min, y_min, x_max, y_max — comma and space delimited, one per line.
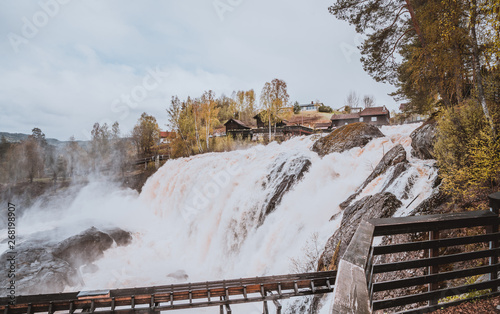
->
133, 155, 169, 166
332, 192, 500, 313
0, 271, 336, 314
369, 210, 499, 313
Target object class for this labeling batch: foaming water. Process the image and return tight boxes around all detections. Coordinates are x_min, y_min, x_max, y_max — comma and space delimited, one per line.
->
2, 123, 436, 313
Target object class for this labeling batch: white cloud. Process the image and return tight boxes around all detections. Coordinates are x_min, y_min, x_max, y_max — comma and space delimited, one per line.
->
0, 0, 399, 140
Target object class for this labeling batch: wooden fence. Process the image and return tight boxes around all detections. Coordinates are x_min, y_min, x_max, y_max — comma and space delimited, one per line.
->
332, 192, 500, 313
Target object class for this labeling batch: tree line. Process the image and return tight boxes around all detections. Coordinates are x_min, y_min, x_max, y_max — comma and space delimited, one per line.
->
0, 116, 161, 184
166, 78, 291, 157
0, 78, 296, 183
329, 0, 500, 203
0, 124, 134, 184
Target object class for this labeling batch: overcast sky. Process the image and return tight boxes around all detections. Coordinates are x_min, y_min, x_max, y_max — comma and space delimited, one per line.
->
1, 0, 399, 141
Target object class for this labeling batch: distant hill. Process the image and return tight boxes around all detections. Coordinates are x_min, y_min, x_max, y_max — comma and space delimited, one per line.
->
0, 132, 88, 148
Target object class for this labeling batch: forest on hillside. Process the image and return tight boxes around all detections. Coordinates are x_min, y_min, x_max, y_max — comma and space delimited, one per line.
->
329, 0, 500, 205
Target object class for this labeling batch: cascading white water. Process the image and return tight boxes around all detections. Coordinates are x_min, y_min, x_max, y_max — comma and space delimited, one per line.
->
4, 123, 436, 313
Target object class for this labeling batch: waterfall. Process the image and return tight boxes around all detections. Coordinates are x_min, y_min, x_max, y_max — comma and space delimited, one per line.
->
2, 123, 437, 313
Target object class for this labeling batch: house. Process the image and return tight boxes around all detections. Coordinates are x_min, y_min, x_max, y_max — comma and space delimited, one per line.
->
359, 106, 391, 125
224, 119, 252, 139
159, 131, 176, 144
212, 127, 226, 137
331, 106, 391, 127
299, 101, 322, 112
330, 113, 363, 127
224, 119, 251, 132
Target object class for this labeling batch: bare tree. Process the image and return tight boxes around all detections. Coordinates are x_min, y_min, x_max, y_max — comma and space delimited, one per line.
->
363, 95, 376, 108
345, 91, 360, 108
289, 233, 322, 273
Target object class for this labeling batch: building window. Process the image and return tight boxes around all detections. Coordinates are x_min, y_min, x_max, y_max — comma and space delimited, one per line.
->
371, 116, 377, 122
359, 117, 364, 122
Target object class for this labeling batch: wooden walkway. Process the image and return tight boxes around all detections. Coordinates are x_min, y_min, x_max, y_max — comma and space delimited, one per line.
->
0, 271, 336, 313
133, 155, 169, 166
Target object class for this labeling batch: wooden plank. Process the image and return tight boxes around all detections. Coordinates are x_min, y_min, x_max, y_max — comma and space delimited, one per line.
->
428, 230, 439, 306
372, 232, 500, 255
370, 210, 498, 236
372, 264, 498, 292
372, 279, 500, 310
373, 248, 500, 274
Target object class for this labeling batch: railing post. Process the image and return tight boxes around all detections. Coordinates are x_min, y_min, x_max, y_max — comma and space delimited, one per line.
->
428, 230, 439, 306
488, 192, 500, 286
331, 220, 374, 313
490, 192, 500, 215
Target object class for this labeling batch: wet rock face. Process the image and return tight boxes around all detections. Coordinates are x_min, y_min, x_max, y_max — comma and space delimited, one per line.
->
53, 227, 114, 267
258, 155, 312, 224
311, 123, 385, 157
340, 144, 408, 209
410, 120, 437, 160
318, 192, 402, 271
0, 227, 132, 295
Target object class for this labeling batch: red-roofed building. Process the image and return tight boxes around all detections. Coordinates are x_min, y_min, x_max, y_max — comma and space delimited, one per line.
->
331, 106, 390, 127
159, 131, 176, 144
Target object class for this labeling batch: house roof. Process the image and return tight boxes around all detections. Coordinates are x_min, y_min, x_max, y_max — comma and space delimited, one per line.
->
213, 127, 226, 135
299, 103, 322, 107
359, 106, 389, 116
330, 113, 361, 121
224, 118, 251, 129
160, 131, 176, 138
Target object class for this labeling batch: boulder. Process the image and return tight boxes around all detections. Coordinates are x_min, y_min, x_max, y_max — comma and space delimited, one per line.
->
318, 192, 402, 271
0, 227, 132, 295
312, 123, 384, 157
53, 227, 114, 267
339, 144, 408, 209
410, 119, 437, 160
106, 228, 133, 246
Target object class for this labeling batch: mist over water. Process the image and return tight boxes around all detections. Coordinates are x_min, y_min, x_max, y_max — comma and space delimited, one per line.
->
1, 124, 436, 313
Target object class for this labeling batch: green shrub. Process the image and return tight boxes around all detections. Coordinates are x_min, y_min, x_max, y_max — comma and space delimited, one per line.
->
434, 100, 500, 203
293, 103, 301, 114
318, 105, 333, 113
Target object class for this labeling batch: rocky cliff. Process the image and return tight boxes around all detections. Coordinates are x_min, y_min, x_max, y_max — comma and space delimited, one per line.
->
312, 123, 384, 157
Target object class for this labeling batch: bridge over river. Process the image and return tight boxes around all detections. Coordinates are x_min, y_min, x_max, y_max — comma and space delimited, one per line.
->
0, 271, 337, 313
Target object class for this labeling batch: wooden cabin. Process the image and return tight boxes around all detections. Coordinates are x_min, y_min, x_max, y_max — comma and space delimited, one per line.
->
224, 119, 252, 139
224, 119, 251, 132
331, 106, 390, 127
